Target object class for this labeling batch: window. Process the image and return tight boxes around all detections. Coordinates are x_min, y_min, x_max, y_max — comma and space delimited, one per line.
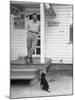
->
33, 36, 41, 56
36, 48, 40, 54
70, 24, 73, 43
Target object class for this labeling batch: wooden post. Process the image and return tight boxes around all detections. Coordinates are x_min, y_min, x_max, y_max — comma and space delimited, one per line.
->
25, 9, 28, 55
40, 3, 45, 64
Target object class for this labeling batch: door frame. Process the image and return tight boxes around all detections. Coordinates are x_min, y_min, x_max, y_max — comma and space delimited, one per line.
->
26, 7, 41, 58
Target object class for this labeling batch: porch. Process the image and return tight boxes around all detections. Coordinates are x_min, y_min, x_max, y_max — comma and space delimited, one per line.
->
11, 57, 51, 85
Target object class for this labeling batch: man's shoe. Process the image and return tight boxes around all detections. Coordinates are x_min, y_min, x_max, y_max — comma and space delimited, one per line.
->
29, 56, 33, 63
24, 56, 29, 64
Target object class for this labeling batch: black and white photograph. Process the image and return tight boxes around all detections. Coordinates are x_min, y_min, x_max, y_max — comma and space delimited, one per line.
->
10, 1, 73, 99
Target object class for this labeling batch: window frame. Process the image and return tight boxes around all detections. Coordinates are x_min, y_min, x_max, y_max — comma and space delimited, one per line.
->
69, 24, 73, 44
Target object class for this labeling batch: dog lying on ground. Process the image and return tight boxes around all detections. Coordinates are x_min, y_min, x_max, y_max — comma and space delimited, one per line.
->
40, 73, 50, 93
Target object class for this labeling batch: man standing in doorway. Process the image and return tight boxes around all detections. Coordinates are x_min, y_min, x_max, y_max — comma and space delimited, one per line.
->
25, 13, 40, 63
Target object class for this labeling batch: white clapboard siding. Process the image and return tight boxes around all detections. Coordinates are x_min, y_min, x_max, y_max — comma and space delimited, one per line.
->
10, 8, 40, 61
10, 15, 27, 61
10, 5, 73, 64
45, 4, 72, 64
11, 30, 27, 60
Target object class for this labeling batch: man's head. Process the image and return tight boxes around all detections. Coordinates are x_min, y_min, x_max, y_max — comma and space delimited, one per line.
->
32, 13, 38, 22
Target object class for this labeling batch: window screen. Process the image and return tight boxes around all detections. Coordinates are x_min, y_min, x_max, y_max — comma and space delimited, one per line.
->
70, 24, 73, 43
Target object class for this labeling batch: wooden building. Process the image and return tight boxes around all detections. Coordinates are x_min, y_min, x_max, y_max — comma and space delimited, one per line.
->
10, 1, 73, 82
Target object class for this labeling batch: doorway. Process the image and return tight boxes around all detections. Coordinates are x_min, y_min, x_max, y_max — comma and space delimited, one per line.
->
26, 8, 41, 57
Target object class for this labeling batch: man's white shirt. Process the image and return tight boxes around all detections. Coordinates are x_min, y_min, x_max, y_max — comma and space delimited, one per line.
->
27, 20, 40, 33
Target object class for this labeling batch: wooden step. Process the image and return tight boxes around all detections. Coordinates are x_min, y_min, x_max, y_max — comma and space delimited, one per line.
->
10, 58, 51, 81
11, 58, 51, 65
11, 70, 39, 76
11, 68, 39, 72
11, 74, 36, 79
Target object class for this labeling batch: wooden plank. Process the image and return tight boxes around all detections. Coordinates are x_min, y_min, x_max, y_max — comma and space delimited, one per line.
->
11, 68, 39, 72
11, 75, 36, 79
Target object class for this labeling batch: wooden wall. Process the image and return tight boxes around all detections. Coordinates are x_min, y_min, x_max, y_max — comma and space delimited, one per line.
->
10, 15, 27, 60
45, 4, 73, 64
10, 4, 73, 64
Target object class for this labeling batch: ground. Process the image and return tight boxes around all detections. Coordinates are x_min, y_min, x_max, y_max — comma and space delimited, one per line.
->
10, 70, 73, 99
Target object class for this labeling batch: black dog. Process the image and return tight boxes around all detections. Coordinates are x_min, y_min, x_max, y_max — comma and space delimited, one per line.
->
40, 73, 50, 93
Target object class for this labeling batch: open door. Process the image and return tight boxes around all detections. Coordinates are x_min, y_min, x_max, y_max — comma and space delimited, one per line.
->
26, 8, 41, 57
